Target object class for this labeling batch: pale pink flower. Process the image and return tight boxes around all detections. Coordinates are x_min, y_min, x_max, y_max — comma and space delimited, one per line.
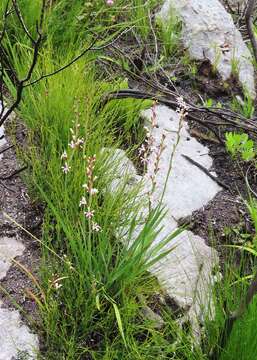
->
176, 96, 188, 110
89, 188, 98, 195
61, 150, 68, 161
150, 145, 158, 153
62, 162, 71, 174
68, 140, 76, 149
54, 282, 63, 290
151, 102, 157, 128
138, 144, 146, 155
141, 156, 149, 165
76, 137, 84, 147
69, 137, 84, 149
106, 0, 114, 5
85, 209, 95, 219
79, 196, 87, 207
92, 222, 101, 232
145, 135, 154, 146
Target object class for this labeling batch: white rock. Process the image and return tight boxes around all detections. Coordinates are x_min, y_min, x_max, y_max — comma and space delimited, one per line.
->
0, 237, 25, 280
144, 106, 221, 328
143, 105, 221, 220
158, 0, 255, 97
0, 303, 39, 359
107, 105, 221, 336
150, 231, 219, 336
0, 238, 39, 358
103, 148, 137, 178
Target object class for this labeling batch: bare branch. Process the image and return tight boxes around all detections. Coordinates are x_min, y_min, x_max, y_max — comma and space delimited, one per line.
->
182, 154, 230, 190
223, 0, 236, 14
0, 33, 42, 127
0, 165, 27, 180
0, 0, 133, 133
39, 0, 46, 29
0, 180, 15, 192
0, 144, 14, 155
11, 0, 35, 43
245, 0, 257, 62
0, 0, 11, 43
24, 39, 98, 87
0, 1, 44, 127
104, 88, 257, 139
25, 27, 133, 88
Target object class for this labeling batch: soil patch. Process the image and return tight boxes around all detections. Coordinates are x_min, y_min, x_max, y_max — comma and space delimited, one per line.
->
0, 117, 43, 327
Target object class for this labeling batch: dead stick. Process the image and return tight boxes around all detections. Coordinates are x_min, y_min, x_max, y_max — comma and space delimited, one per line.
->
0, 165, 27, 180
246, 0, 257, 62
0, 180, 15, 192
0, 144, 14, 155
181, 154, 231, 191
104, 89, 257, 137
103, 90, 224, 143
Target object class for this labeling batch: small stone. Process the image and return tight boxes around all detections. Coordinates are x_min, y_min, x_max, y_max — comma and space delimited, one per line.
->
141, 306, 165, 329
0, 237, 25, 280
0, 304, 38, 359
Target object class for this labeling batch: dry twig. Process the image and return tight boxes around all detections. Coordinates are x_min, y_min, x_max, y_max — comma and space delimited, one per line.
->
245, 0, 257, 62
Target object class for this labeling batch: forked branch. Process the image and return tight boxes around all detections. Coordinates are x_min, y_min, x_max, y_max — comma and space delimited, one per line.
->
0, 0, 130, 129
